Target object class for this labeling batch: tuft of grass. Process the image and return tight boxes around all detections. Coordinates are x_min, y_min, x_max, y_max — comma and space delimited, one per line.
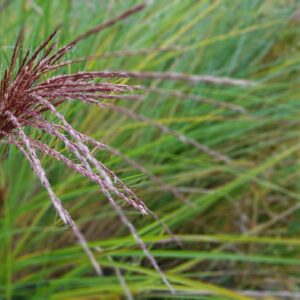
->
0, 0, 300, 299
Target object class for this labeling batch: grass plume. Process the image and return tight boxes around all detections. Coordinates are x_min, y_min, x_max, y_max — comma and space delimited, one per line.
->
0, 1, 258, 297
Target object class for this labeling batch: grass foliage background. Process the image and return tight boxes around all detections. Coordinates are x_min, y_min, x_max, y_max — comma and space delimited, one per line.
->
0, 0, 300, 299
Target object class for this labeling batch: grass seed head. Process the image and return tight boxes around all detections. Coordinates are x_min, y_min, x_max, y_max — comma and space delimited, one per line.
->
0, 2, 252, 292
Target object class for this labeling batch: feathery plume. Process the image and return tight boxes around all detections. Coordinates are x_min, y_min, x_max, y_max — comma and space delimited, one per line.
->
0, 2, 253, 294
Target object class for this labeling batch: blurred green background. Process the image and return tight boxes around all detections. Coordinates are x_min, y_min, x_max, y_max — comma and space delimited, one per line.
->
0, 0, 300, 299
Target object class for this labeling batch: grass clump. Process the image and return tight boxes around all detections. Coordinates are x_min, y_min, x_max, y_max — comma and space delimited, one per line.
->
0, 0, 299, 299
